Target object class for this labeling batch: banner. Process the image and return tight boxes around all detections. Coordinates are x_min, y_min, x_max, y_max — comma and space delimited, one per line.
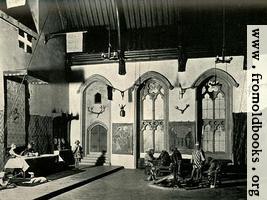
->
66, 32, 83, 53
6, 0, 26, 9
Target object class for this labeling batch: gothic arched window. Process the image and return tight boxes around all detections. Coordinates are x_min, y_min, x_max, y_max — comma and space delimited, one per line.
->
140, 80, 166, 153
193, 68, 239, 159
201, 80, 226, 153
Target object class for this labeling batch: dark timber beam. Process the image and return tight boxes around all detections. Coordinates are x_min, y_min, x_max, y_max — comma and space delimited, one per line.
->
67, 48, 244, 66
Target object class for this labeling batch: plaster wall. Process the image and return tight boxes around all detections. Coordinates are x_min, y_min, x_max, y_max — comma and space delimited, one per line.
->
69, 56, 246, 168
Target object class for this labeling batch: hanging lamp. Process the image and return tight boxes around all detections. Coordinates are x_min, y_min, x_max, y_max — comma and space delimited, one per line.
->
211, 6, 233, 87
215, 6, 233, 64
115, 0, 126, 75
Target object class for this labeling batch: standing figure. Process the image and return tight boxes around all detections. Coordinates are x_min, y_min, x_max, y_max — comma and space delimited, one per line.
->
170, 148, 183, 184
72, 140, 83, 168
191, 142, 205, 181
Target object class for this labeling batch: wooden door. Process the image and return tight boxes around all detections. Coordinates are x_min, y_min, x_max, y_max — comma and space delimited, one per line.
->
90, 125, 107, 152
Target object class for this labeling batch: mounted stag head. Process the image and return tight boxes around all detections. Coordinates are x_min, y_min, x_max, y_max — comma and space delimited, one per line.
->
88, 105, 106, 118
119, 104, 126, 117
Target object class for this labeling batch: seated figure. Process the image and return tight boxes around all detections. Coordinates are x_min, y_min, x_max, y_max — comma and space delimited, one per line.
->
9, 143, 21, 158
158, 150, 171, 167
60, 138, 67, 150
54, 138, 58, 150
20, 142, 35, 156
95, 150, 107, 166
144, 149, 156, 181
207, 157, 221, 188
144, 149, 155, 167
0, 172, 15, 189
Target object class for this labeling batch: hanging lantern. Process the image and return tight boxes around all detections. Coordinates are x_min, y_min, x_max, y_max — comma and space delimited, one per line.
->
215, 7, 233, 64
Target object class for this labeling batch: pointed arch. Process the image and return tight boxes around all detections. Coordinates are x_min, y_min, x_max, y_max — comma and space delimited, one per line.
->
191, 68, 239, 88
77, 74, 113, 93
134, 71, 173, 168
194, 68, 237, 160
87, 121, 108, 133
134, 71, 174, 90
79, 74, 111, 157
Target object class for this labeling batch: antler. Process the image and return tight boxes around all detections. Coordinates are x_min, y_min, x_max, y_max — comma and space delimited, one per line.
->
178, 83, 192, 99
119, 104, 126, 109
88, 105, 106, 118
175, 104, 190, 114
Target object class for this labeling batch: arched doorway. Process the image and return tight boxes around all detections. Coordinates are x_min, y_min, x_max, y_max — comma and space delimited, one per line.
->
78, 74, 112, 158
89, 125, 107, 153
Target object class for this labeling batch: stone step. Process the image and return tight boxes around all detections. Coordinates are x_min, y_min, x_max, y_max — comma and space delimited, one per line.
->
80, 162, 110, 166
84, 154, 105, 158
81, 154, 110, 166
80, 160, 110, 166
82, 154, 109, 160
82, 157, 109, 161
83, 154, 109, 158
81, 159, 110, 164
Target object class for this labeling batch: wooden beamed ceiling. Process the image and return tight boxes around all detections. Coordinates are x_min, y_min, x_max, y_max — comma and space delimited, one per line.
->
57, 0, 182, 31
56, 0, 267, 58
2, 0, 267, 59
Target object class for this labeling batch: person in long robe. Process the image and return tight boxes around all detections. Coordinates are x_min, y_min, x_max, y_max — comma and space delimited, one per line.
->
190, 142, 205, 181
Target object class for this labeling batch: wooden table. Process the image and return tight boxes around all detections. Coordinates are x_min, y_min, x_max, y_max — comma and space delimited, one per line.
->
4, 157, 30, 172
54, 149, 75, 165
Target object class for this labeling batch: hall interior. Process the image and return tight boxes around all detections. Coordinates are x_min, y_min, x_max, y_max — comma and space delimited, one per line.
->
0, 0, 265, 170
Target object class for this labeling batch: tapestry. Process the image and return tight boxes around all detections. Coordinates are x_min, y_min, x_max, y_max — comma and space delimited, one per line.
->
169, 121, 195, 152
28, 115, 53, 154
6, 79, 26, 147
112, 123, 133, 154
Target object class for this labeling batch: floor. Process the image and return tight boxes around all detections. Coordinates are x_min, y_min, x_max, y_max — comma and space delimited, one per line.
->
52, 169, 246, 200
0, 165, 123, 200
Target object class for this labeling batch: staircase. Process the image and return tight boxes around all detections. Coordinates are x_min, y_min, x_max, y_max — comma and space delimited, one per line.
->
80, 152, 110, 166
